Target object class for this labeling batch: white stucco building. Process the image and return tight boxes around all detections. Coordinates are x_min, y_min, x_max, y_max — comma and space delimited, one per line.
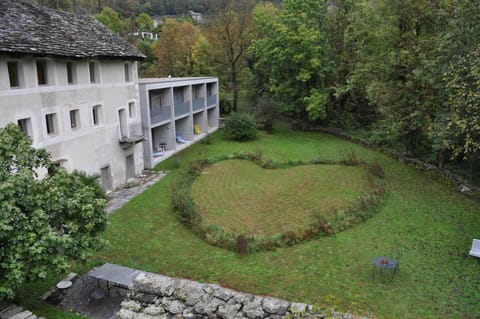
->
0, 0, 146, 190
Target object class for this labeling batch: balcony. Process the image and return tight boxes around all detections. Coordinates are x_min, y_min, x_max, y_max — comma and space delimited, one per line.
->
207, 95, 217, 107
119, 122, 145, 149
174, 101, 190, 117
193, 98, 205, 112
150, 105, 171, 124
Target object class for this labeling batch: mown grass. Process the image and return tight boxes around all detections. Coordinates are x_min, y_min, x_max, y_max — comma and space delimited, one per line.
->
192, 160, 374, 236
18, 123, 480, 318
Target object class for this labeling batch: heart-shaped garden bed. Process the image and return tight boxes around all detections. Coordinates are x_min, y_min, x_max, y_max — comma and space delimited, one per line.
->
172, 153, 385, 253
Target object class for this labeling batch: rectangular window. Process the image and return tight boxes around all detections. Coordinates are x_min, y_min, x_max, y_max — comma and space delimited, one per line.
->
124, 63, 131, 82
118, 109, 128, 138
45, 113, 57, 135
128, 102, 135, 118
36, 60, 48, 85
66, 62, 75, 84
70, 109, 80, 129
17, 118, 32, 137
92, 105, 102, 126
89, 62, 97, 83
8, 62, 20, 88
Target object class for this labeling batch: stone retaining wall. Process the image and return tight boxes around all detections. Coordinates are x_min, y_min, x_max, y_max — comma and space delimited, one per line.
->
117, 272, 368, 319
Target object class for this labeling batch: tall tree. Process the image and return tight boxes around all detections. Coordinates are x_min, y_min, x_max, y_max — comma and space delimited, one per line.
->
0, 124, 107, 299
205, 0, 255, 112
250, 0, 334, 120
154, 18, 204, 77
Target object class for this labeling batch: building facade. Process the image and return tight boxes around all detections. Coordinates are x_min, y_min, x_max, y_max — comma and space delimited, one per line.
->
0, 0, 145, 191
139, 77, 219, 169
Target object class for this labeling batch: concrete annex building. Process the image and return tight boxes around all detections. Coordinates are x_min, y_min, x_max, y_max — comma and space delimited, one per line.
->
0, 0, 219, 190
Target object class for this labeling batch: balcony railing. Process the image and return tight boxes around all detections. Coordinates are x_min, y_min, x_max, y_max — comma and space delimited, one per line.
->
119, 122, 145, 149
150, 105, 171, 124
193, 98, 205, 112
207, 95, 217, 107
174, 101, 190, 117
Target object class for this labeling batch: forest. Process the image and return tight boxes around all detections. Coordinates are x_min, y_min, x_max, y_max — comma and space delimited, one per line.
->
31, 0, 480, 183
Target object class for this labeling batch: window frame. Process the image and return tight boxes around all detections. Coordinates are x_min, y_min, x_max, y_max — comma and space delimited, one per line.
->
66, 61, 76, 85
7, 61, 21, 88
69, 109, 80, 130
17, 118, 32, 138
36, 60, 48, 86
45, 113, 58, 136
92, 105, 103, 126
89, 61, 99, 83
124, 63, 131, 82
128, 102, 136, 119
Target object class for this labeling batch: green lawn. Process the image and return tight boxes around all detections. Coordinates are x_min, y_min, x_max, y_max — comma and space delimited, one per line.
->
18, 124, 480, 318
192, 160, 375, 236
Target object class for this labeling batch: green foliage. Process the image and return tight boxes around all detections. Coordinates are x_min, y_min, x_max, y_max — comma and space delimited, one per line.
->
95, 7, 125, 34
250, 0, 334, 120
223, 112, 257, 141
439, 47, 480, 158
135, 12, 153, 31
0, 124, 107, 299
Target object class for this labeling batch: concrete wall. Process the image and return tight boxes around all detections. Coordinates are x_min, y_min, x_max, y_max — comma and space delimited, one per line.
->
0, 55, 144, 190
139, 77, 220, 169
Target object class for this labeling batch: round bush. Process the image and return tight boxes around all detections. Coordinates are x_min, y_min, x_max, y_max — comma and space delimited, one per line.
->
223, 112, 257, 141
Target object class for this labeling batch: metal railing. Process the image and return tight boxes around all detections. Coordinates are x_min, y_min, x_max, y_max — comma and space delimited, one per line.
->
174, 101, 190, 117
207, 95, 216, 107
193, 98, 205, 112
150, 105, 171, 124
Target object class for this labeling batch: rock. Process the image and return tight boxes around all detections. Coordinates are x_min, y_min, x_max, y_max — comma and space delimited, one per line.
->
242, 297, 265, 319
143, 305, 165, 316
217, 303, 242, 319
185, 286, 207, 306
290, 302, 308, 314
213, 288, 235, 302
183, 308, 202, 319
164, 300, 186, 314
203, 285, 216, 294
136, 313, 162, 319
121, 300, 143, 312
117, 309, 137, 319
135, 293, 158, 304
231, 292, 254, 305
262, 298, 289, 315
133, 273, 178, 296
193, 296, 224, 315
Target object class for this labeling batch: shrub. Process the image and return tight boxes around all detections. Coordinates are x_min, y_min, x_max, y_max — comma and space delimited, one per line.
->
368, 159, 385, 178
223, 113, 257, 141
235, 234, 249, 254
340, 149, 362, 166
220, 96, 233, 115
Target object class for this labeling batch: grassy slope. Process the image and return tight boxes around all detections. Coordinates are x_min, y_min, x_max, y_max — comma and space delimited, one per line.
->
18, 124, 480, 318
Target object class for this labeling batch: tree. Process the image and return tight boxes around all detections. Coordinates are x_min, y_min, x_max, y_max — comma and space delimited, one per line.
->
95, 6, 125, 34
135, 12, 154, 31
154, 18, 204, 77
249, 0, 335, 120
205, 0, 255, 112
0, 124, 107, 299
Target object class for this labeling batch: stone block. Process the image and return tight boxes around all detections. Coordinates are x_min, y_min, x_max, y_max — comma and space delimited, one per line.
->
262, 298, 289, 315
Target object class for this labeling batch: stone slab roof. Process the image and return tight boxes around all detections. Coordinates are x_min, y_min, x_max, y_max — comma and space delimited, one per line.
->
0, 0, 145, 60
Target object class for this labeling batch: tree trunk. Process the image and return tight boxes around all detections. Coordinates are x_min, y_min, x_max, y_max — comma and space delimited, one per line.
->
232, 68, 238, 112
438, 149, 445, 169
